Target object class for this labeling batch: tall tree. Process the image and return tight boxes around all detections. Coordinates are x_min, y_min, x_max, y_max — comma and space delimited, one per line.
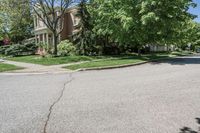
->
89, 0, 125, 46
0, 0, 33, 43
137, 0, 196, 48
89, 0, 197, 55
31, 0, 74, 56
73, 0, 93, 55
186, 22, 200, 48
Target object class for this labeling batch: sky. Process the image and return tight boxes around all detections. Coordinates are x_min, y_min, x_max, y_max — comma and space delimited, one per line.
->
189, 0, 200, 22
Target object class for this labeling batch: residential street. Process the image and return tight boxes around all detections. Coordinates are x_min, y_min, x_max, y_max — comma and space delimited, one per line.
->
1, 56, 200, 133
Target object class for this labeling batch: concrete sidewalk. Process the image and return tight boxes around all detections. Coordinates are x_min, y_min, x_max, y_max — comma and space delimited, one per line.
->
1, 59, 67, 73
0, 59, 90, 74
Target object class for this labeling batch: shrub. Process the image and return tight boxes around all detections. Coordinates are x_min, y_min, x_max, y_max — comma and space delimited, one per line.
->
58, 40, 76, 56
36, 42, 49, 57
36, 42, 48, 51
23, 42, 38, 53
195, 46, 200, 53
3, 42, 37, 56
5, 44, 25, 56
0, 45, 11, 55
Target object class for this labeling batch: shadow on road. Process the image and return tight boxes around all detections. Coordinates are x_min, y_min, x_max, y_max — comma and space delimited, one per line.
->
180, 118, 200, 133
151, 57, 200, 65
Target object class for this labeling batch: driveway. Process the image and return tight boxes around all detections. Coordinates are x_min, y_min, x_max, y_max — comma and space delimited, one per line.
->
0, 55, 200, 133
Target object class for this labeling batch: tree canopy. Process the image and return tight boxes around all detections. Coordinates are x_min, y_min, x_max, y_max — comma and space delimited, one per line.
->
0, 0, 199, 55
88, 0, 197, 54
0, 0, 33, 43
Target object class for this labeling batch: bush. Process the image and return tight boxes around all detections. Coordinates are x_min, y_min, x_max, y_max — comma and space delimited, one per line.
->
2, 42, 37, 56
5, 44, 25, 56
36, 42, 49, 51
23, 42, 38, 53
195, 46, 200, 53
0, 45, 11, 55
58, 40, 76, 56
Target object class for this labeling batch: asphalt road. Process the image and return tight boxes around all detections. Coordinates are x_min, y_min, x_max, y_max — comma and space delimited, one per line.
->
1, 56, 200, 133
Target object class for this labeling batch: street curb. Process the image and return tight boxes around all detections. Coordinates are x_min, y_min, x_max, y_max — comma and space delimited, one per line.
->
74, 55, 193, 72
75, 58, 172, 72
76, 61, 148, 71
1, 53, 195, 74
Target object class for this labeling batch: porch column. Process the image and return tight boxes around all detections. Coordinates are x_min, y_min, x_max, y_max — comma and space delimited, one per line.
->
35, 35, 37, 44
52, 34, 54, 46
46, 33, 49, 50
38, 34, 41, 43
46, 33, 49, 45
43, 33, 45, 44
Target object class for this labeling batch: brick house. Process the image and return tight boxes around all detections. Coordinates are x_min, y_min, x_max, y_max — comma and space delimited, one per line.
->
33, 6, 80, 47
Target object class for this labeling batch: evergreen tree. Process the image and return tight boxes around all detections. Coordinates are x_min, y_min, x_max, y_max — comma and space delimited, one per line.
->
73, 0, 93, 55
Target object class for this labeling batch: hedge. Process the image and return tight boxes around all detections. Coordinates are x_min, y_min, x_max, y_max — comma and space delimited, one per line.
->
0, 42, 38, 56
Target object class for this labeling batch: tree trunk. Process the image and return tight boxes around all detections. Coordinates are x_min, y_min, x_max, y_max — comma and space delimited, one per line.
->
106, 35, 108, 46
53, 33, 58, 56
82, 39, 86, 55
102, 35, 108, 55
138, 47, 141, 56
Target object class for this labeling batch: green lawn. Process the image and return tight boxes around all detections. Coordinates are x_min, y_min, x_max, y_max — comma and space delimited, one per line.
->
65, 58, 146, 70
6, 51, 194, 68
65, 51, 194, 70
0, 63, 23, 72
7, 55, 109, 66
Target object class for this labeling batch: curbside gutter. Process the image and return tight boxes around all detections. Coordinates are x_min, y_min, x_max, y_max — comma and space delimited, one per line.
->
76, 61, 148, 71
74, 55, 193, 72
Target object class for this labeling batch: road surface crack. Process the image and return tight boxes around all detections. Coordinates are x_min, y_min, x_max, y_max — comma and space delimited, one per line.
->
43, 73, 74, 133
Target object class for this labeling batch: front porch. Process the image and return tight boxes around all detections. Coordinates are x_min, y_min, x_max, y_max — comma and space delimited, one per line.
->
34, 28, 62, 54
